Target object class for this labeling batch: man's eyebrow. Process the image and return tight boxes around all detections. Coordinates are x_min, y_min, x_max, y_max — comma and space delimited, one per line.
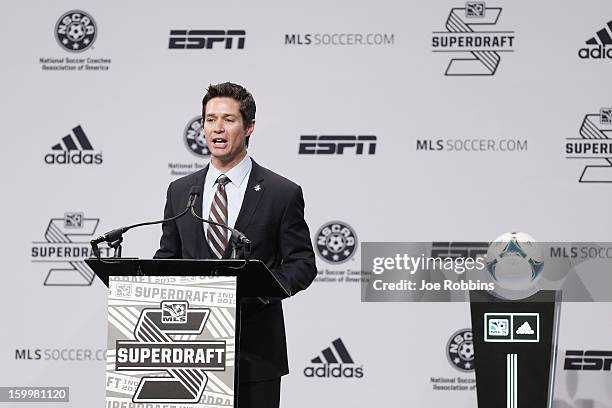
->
205, 113, 237, 117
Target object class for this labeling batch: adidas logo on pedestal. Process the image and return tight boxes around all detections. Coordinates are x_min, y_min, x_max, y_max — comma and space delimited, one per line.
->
44, 125, 103, 165
579, 20, 612, 59
303, 338, 364, 379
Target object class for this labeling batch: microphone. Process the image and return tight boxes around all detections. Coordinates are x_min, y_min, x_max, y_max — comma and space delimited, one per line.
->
186, 186, 199, 208
90, 186, 201, 257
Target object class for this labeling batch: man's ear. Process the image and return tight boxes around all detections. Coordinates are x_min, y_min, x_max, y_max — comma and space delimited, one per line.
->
246, 119, 256, 138
244, 120, 255, 148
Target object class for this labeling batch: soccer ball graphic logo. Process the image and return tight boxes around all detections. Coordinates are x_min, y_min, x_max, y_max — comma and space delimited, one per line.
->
485, 232, 544, 291
327, 234, 345, 252
447, 329, 474, 372
55, 10, 97, 53
458, 342, 474, 360
315, 221, 357, 264
67, 23, 85, 41
184, 116, 211, 157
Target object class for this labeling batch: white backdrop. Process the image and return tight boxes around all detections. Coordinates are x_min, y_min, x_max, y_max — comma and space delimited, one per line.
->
1, 0, 612, 406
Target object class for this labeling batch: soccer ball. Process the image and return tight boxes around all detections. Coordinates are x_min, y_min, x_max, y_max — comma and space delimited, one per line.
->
485, 232, 544, 291
67, 23, 85, 41
458, 342, 474, 361
326, 234, 345, 253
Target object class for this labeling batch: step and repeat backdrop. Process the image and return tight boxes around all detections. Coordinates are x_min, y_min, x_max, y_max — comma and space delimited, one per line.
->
1, 0, 612, 407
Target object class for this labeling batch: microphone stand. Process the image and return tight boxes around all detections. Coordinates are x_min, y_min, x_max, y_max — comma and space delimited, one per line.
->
90, 190, 198, 260
90, 186, 252, 262
190, 206, 252, 261
108, 236, 123, 258
90, 186, 261, 300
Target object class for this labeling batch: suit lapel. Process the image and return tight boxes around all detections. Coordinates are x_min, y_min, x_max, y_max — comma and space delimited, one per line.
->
223, 159, 265, 258
190, 166, 212, 259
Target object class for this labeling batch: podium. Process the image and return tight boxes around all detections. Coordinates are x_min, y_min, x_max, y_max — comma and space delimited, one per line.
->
469, 290, 561, 408
86, 258, 289, 408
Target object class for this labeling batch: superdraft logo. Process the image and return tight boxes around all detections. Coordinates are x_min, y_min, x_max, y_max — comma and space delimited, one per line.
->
565, 108, 612, 182
432, 2, 515, 76
578, 19, 612, 60
107, 278, 236, 406
114, 301, 226, 403
30, 212, 111, 286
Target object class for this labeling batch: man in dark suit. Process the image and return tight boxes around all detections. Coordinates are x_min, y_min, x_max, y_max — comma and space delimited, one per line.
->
155, 82, 317, 408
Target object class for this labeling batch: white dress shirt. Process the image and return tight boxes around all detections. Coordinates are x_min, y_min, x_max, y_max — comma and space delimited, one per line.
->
202, 155, 252, 237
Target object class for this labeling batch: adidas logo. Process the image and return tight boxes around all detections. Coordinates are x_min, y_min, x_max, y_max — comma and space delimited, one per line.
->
579, 20, 612, 59
44, 125, 103, 165
303, 338, 364, 379
586, 20, 612, 45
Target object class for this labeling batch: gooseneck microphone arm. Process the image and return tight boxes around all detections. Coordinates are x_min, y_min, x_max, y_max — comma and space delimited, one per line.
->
188, 186, 252, 260
90, 187, 200, 258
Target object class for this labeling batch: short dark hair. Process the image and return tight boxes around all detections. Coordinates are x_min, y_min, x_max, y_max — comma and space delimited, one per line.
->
201, 82, 256, 129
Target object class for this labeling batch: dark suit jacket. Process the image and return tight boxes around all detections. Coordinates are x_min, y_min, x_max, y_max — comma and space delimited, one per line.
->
154, 159, 317, 382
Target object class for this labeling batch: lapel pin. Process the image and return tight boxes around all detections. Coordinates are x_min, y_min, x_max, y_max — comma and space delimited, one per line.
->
254, 184, 261, 192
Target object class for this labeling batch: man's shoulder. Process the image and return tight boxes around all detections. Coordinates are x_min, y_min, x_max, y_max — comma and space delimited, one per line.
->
254, 161, 301, 195
165, 160, 302, 196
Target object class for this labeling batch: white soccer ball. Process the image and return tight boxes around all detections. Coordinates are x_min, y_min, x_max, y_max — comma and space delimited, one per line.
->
68, 23, 85, 41
326, 234, 345, 253
485, 232, 544, 291
458, 342, 474, 361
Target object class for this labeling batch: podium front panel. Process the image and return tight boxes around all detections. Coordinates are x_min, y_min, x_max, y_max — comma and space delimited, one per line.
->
106, 276, 236, 407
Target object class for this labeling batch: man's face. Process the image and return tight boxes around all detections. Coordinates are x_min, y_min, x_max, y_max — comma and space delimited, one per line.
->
203, 97, 254, 164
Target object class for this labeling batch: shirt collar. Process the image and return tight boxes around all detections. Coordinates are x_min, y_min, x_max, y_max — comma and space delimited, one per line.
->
206, 154, 252, 187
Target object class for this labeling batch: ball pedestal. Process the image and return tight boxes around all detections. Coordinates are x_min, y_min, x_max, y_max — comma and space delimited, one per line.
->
469, 290, 561, 408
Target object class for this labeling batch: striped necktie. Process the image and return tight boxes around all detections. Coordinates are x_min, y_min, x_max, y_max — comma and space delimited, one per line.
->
207, 174, 230, 259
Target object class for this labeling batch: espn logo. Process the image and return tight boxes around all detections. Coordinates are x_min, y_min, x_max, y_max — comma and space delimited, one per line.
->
431, 242, 488, 259
169, 30, 246, 49
564, 350, 612, 371
298, 135, 377, 155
